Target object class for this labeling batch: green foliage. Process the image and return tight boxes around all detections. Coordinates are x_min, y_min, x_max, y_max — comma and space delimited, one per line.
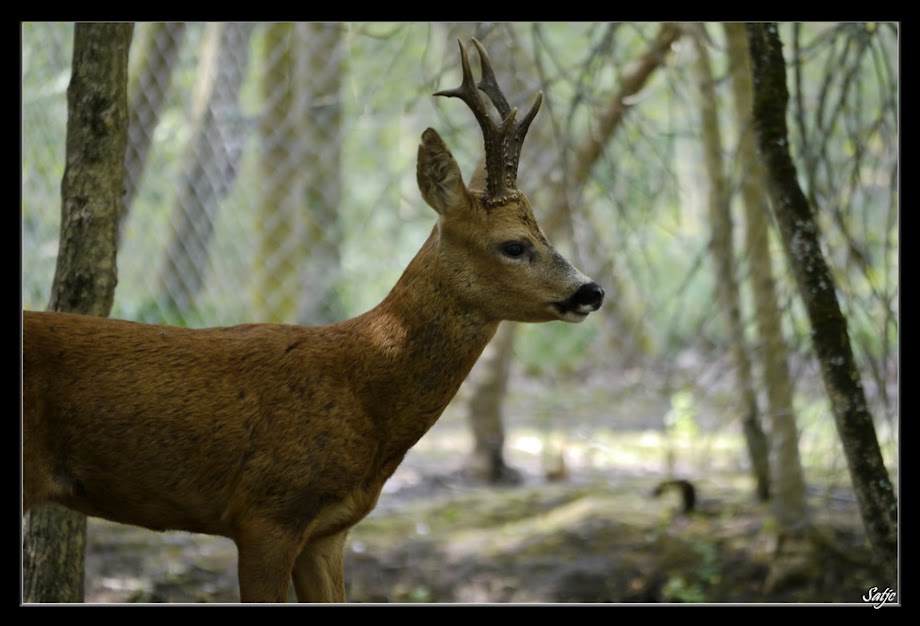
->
406, 585, 433, 603
662, 574, 707, 603
661, 541, 722, 603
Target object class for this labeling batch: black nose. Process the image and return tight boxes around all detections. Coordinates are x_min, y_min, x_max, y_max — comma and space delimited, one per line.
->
574, 282, 604, 310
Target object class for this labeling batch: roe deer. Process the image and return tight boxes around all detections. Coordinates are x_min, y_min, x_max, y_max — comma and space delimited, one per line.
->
22, 38, 604, 603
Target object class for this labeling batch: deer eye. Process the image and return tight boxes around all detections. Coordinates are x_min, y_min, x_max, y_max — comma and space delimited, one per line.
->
500, 241, 528, 259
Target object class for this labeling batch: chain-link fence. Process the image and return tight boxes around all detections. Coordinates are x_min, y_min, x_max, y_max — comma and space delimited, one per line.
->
21, 22, 898, 446
25, 23, 453, 326
23, 23, 712, 376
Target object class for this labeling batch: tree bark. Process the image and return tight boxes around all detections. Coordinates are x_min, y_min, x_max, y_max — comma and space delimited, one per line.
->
725, 22, 810, 536
255, 23, 345, 326
123, 22, 186, 220
463, 23, 683, 482
464, 322, 521, 483
257, 22, 304, 324
550, 22, 682, 362
157, 22, 253, 319
23, 22, 132, 603
747, 23, 897, 578
297, 23, 345, 325
691, 25, 771, 502
461, 24, 530, 483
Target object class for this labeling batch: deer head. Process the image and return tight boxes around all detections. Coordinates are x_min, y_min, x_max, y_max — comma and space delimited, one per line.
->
416, 38, 604, 324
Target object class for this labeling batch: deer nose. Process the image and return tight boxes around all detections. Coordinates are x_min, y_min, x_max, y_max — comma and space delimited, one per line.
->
574, 282, 605, 311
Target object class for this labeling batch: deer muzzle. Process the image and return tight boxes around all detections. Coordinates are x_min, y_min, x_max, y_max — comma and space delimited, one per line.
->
553, 281, 605, 323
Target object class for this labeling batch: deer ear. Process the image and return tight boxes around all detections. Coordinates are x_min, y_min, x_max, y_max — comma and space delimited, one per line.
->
417, 128, 469, 216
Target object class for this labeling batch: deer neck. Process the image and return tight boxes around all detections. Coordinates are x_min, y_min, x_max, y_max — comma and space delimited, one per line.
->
348, 226, 499, 464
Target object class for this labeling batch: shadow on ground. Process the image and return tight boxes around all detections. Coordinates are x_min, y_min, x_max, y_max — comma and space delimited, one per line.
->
84, 468, 885, 604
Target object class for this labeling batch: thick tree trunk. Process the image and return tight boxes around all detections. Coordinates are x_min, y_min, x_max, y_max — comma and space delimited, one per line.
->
23, 22, 132, 603
747, 23, 897, 578
297, 23, 345, 325
257, 22, 305, 323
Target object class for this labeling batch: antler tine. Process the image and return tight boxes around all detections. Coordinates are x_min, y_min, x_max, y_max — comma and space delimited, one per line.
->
511, 90, 543, 153
470, 38, 543, 146
433, 40, 511, 137
434, 38, 542, 205
470, 38, 511, 119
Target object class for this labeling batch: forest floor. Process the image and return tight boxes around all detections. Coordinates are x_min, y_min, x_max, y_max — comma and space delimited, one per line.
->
79, 355, 898, 605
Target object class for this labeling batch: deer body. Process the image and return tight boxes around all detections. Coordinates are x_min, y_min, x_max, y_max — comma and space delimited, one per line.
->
22, 40, 603, 602
25, 232, 499, 536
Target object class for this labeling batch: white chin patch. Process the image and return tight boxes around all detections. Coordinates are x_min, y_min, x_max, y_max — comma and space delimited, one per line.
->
558, 309, 589, 324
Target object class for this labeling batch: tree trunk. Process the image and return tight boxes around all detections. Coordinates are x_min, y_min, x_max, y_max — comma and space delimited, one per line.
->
747, 23, 897, 578
461, 23, 529, 483
157, 22, 253, 320
123, 22, 186, 221
690, 25, 771, 502
462, 24, 682, 483
551, 22, 682, 362
724, 22, 810, 536
464, 322, 521, 483
257, 22, 303, 323
256, 23, 344, 325
23, 22, 131, 603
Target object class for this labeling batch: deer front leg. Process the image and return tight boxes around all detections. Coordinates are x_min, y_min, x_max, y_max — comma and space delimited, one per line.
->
291, 531, 348, 602
235, 523, 301, 602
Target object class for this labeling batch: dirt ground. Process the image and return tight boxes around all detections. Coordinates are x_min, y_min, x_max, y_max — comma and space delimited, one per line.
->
83, 470, 886, 604
79, 360, 896, 605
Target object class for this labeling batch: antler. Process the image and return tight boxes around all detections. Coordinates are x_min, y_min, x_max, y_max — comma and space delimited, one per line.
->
434, 38, 543, 206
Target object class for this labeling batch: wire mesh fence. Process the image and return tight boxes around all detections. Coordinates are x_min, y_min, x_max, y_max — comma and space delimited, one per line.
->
25, 23, 446, 327
21, 22, 898, 452
22, 22, 705, 376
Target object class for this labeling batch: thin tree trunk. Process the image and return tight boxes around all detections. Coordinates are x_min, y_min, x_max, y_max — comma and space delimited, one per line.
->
461, 23, 529, 483
157, 22, 253, 319
725, 22, 809, 535
462, 23, 682, 482
464, 322, 521, 483
123, 22, 186, 220
551, 22, 682, 362
747, 23, 897, 578
257, 22, 304, 323
297, 23, 345, 325
256, 23, 344, 325
23, 22, 131, 603
690, 25, 770, 501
